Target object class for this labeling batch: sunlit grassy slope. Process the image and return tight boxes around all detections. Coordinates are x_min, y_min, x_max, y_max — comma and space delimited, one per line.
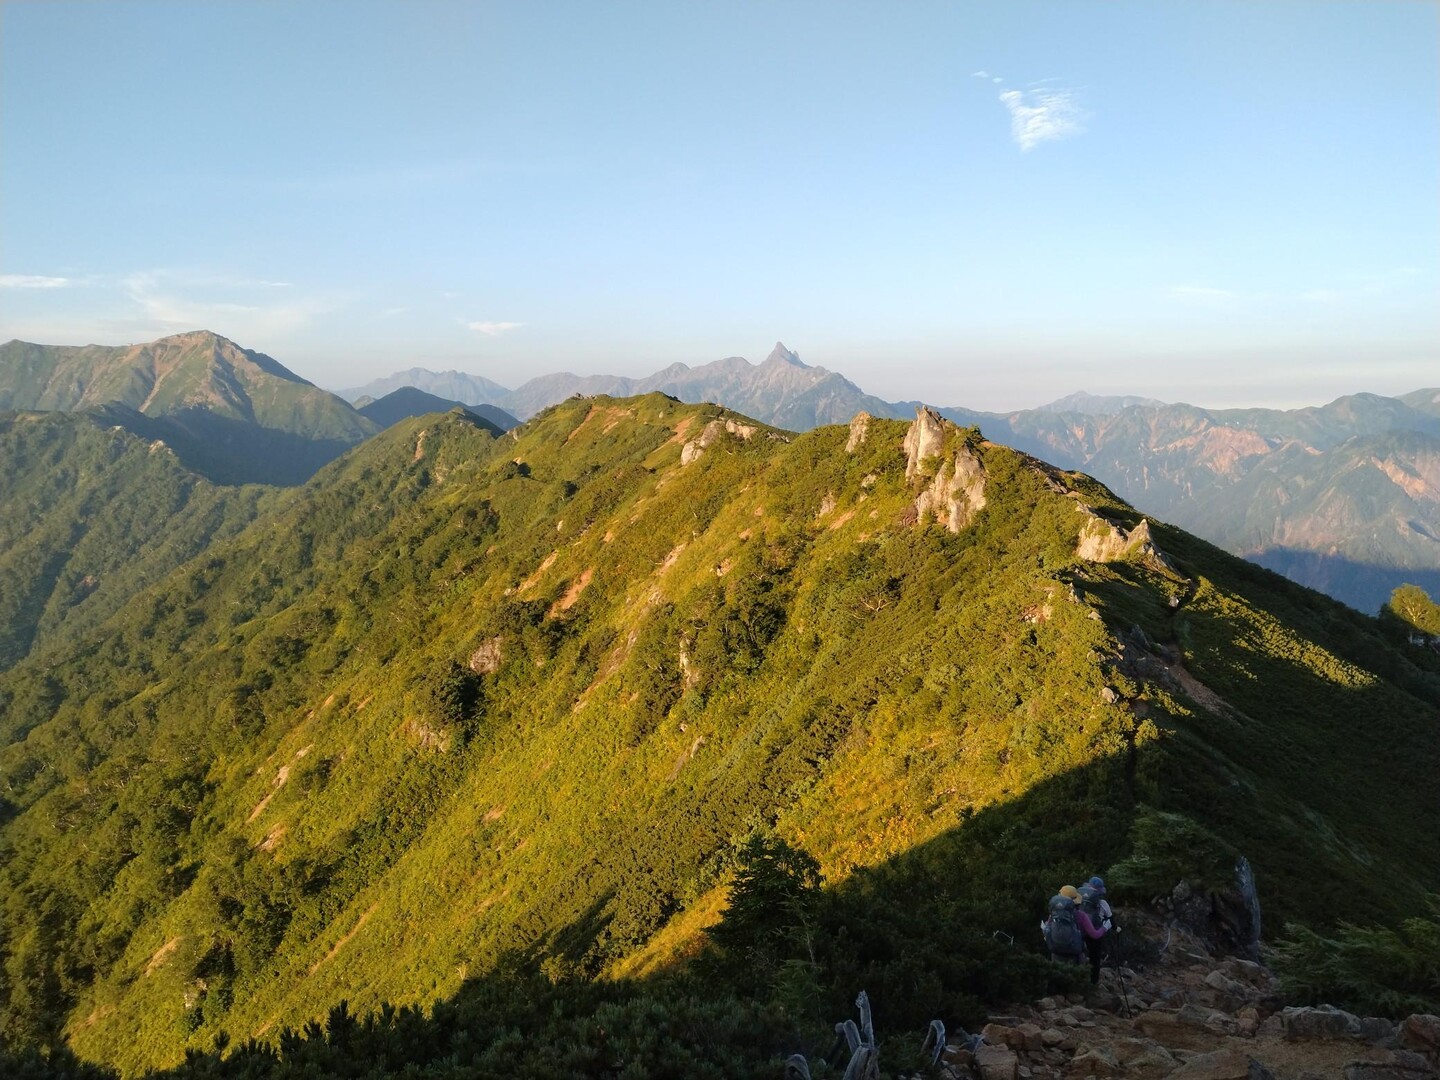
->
1, 395, 1436, 1073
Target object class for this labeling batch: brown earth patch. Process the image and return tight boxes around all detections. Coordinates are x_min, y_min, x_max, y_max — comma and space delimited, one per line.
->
144, 936, 181, 977
601, 406, 634, 433
664, 415, 699, 446
466, 887, 511, 920
517, 551, 559, 594
656, 543, 686, 574
548, 567, 594, 616
79, 1003, 116, 1029
246, 765, 291, 822
668, 735, 707, 780
308, 902, 380, 976
563, 405, 599, 444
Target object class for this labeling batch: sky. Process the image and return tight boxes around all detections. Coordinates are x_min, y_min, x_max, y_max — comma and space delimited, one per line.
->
1, 0, 1436, 411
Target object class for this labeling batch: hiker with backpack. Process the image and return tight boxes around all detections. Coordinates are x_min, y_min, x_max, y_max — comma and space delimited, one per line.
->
1087, 875, 1113, 931
1042, 885, 1085, 965
1075, 885, 1108, 984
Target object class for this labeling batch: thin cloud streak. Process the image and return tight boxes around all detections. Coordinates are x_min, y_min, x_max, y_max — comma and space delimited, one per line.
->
0, 274, 74, 288
465, 321, 524, 336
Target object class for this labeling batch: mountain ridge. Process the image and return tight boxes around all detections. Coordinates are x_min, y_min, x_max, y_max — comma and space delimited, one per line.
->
337, 347, 1439, 612
0, 331, 377, 484
1, 396, 1435, 1074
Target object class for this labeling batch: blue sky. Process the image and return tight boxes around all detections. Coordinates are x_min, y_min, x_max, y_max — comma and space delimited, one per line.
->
2, 1, 1435, 410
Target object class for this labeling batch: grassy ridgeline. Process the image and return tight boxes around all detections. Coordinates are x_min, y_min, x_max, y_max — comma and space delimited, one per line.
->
0, 396, 1436, 1075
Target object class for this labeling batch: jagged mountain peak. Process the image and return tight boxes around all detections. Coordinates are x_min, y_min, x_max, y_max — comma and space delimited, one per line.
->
764, 341, 806, 367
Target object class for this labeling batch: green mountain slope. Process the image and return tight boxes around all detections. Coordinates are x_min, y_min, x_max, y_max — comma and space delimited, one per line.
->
0, 332, 378, 484
0, 411, 272, 672
342, 344, 1440, 612
1, 400, 1436, 1075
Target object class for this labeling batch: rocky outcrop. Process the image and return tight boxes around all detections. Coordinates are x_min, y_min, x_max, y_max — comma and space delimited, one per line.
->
903, 406, 948, 480
932, 910, 1438, 1080
680, 416, 759, 465
1402, 1015, 1440, 1060
1076, 513, 1176, 570
846, 411, 871, 452
468, 636, 503, 674
902, 407, 988, 532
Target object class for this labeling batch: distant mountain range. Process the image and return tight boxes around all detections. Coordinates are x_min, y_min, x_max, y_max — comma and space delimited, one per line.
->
342, 346, 1440, 613
0, 331, 378, 484
4, 330, 1437, 612
355, 387, 518, 432
966, 394, 1440, 613
340, 343, 906, 431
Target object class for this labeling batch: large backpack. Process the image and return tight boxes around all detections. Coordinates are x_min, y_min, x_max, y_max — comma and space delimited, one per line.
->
1045, 894, 1082, 957
1077, 887, 1105, 932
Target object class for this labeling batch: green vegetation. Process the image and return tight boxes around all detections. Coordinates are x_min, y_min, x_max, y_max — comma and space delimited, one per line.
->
0, 411, 272, 672
0, 395, 1436, 1076
1275, 904, 1440, 1017
1384, 583, 1440, 637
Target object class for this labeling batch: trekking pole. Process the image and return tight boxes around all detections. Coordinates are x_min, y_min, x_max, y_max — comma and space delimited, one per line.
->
1111, 926, 1133, 1019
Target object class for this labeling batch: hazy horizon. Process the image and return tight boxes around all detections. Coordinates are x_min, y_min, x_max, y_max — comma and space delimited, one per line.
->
3, 1, 1436, 413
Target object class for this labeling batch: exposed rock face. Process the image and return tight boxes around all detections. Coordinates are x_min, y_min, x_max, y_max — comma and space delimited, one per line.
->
468, 636, 503, 674
903, 406, 948, 480
916, 445, 988, 532
1282, 1005, 1365, 1041
1344, 1051, 1440, 1080
680, 415, 758, 465
902, 407, 987, 532
846, 411, 871, 453
1166, 1046, 1275, 1079
1076, 513, 1173, 568
972, 1042, 1019, 1079
1402, 1014, 1440, 1059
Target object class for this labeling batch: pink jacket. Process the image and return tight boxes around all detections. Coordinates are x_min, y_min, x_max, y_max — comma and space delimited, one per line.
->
1076, 909, 1106, 939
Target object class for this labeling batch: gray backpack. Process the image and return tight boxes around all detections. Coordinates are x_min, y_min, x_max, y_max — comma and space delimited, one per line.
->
1045, 894, 1082, 956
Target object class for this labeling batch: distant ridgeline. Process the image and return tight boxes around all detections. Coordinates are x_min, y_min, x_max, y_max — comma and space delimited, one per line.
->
0, 332, 378, 486
0, 396, 1436, 1076
0, 334, 519, 675
345, 356, 1440, 614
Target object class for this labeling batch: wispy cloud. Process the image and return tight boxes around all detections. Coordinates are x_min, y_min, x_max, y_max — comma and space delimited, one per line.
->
0, 274, 74, 288
465, 320, 524, 337
998, 85, 1088, 151
119, 270, 338, 339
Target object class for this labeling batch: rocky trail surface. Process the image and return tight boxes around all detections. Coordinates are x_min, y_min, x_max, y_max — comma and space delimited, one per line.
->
940, 912, 1439, 1080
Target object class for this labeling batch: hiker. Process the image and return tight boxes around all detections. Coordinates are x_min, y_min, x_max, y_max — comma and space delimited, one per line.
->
1042, 885, 1085, 964
1087, 875, 1114, 931
1075, 885, 1108, 984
